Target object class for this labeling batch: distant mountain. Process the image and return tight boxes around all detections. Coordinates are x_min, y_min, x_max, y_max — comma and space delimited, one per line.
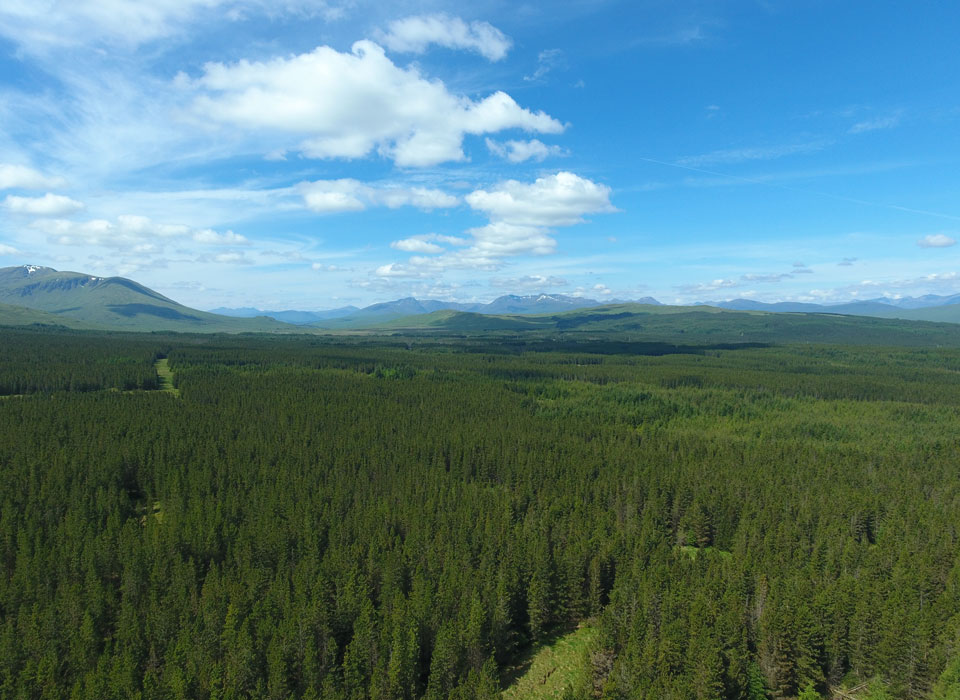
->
0, 265, 293, 333
360, 302, 960, 346
862, 293, 960, 309
308, 293, 638, 329
479, 294, 603, 315
210, 306, 359, 324
703, 297, 960, 323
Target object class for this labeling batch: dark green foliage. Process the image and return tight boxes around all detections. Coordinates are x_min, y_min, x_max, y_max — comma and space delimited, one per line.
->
1, 329, 959, 698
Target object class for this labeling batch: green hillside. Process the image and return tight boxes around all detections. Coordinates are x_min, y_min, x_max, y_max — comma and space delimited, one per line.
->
0, 301, 104, 329
339, 302, 960, 346
0, 266, 294, 333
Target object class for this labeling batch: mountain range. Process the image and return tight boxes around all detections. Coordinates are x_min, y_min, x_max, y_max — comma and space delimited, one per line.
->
5, 264, 960, 335
701, 296, 960, 323
213, 294, 664, 327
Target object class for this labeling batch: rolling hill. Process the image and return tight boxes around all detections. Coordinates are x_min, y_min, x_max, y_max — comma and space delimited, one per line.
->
708, 297, 960, 323
351, 302, 960, 346
0, 265, 294, 333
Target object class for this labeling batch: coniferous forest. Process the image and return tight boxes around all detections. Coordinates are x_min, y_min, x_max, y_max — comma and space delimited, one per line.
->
2, 327, 960, 699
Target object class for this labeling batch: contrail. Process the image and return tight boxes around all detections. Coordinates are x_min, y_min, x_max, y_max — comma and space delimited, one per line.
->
634, 156, 960, 223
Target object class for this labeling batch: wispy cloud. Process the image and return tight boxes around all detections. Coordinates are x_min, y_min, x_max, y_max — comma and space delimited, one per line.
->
633, 25, 708, 47
676, 140, 828, 167
849, 112, 901, 134
524, 48, 563, 82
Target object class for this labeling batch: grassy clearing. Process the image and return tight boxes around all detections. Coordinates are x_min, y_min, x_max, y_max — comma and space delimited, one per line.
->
154, 358, 179, 397
502, 625, 597, 700
678, 545, 733, 561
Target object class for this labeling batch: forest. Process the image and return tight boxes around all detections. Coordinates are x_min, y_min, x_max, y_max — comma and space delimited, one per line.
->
1, 326, 959, 699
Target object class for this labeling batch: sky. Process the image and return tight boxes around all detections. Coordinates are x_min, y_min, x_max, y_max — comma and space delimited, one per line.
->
0, 0, 958, 310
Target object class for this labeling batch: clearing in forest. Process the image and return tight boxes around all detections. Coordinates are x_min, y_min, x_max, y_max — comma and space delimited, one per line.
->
154, 358, 179, 396
501, 625, 597, 699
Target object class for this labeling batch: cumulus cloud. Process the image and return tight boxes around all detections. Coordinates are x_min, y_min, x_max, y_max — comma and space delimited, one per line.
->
377, 14, 511, 61
32, 214, 242, 256
466, 171, 615, 229
485, 138, 567, 163
378, 172, 615, 277
190, 41, 563, 167
4, 193, 85, 216
298, 179, 459, 214
917, 233, 956, 248
0, 164, 67, 190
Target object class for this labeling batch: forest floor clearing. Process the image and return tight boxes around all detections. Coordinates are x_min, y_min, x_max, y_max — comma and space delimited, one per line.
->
154, 358, 179, 396
501, 624, 597, 699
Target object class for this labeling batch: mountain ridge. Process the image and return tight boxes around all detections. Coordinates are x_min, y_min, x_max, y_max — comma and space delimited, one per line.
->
0, 265, 292, 333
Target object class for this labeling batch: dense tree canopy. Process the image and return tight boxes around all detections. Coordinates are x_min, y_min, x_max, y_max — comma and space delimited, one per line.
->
1, 328, 959, 698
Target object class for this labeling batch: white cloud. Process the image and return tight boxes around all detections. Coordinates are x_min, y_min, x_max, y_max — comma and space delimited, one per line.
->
377, 14, 511, 61
374, 263, 430, 278
593, 283, 612, 295
491, 274, 567, 289
917, 233, 956, 248
390, 233, 470, 253
678, 278, 738, 293
0, 243, 19, 255
298, 180, 367, 213
377, 187, 459, 210
466, 171, 615, 229
32, 214, 242, 254
378, 172, 615, 277
849, 114, 901, 134
0, 0, 342, 51
193, 229, 249, 245
391, 239, 443, 254
485, 138, 566, 163
0, 164, 67, 190
4, 193, 85, 216
298, 179, 459, 214
191, 40, 564, 166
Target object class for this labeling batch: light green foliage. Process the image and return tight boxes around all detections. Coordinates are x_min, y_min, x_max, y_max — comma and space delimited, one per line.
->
501, 626, 598, 700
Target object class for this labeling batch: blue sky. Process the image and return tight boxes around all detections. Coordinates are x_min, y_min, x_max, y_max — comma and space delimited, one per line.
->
1, 0, 958, 310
